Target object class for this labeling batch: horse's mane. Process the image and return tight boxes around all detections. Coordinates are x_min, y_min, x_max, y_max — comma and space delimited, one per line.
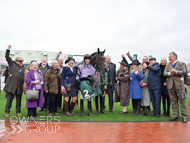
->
90, 52, 98, 57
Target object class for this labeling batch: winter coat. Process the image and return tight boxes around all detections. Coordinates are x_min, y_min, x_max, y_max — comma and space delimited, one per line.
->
3, 49, 25, 95
115, 67, 130, 106
147, 62, 162, 90
44, 68, 61, 94
129, 70, 143, 99
25, 70, 44, 108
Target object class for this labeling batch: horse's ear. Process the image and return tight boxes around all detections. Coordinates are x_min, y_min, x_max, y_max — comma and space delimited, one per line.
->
102, 49, 106, 54
98, 48, 100, 53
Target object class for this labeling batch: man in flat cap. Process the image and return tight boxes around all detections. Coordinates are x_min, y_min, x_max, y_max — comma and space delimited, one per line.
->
164, 52, 187, 123
4, 45, 25, 117
143, 57, 162, 117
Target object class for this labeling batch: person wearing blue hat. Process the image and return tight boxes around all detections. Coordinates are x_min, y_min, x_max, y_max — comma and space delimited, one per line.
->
129, 59, 143, 115
61, 57, 78, 116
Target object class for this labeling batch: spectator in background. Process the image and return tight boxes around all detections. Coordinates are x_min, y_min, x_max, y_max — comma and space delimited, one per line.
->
140, 61, 150, 115
25, 62, 44, 117
3, 66, 9, 83
55, 51, 64, 70
144, 57, 162, 117
4, 45, 25, 117
39, 57, 50, 112
129, 60, 143, 115
160, 57, 170, 117
106, 55, 116, 112
164, 52, 187, 123
44, 60, 61, 116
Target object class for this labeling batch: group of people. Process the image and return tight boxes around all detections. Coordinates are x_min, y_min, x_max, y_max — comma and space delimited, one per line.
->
3, 45, 188, 123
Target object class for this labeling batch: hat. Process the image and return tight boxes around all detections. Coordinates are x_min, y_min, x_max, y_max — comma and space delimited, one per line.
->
67, 57, 75, 63
84, 54, 91, 61
130, 60, 141, 65
119, 59, 129, 67
15, 57, 24, 62
149, 57, 156, 61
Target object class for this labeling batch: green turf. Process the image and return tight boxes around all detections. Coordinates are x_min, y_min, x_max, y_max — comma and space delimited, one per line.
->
0, 88, 189, 121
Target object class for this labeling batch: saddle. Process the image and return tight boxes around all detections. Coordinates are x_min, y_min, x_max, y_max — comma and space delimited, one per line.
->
80, 74, 100, 91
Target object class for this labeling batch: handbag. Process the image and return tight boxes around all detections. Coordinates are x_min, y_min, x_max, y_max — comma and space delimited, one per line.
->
26, 83, 39, 100
64, 80, 71, 92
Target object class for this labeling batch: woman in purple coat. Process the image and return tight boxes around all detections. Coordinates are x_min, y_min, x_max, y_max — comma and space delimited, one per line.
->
25, 62, 44, 117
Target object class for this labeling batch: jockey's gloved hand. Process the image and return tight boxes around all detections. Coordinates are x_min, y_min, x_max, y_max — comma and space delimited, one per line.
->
76, 79, 81, 84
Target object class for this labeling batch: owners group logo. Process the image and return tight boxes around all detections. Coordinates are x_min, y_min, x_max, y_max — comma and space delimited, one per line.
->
10, 116, 60, 134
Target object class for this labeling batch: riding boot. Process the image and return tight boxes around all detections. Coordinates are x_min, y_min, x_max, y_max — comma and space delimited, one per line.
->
64, 100, 72, 116
80, 99, 84, 116
135, 100, 140, 115
100, 95, 106, 114
95, 96, 99, 114
70, 102, 75, 115
144, 106, 147, 115
87, 101, 92, 116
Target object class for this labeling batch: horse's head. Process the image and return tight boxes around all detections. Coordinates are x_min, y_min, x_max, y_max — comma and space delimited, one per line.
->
90, 48, 107, 72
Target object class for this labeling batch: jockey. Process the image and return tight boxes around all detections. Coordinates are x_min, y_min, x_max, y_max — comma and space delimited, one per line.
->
77, 54, 96, 116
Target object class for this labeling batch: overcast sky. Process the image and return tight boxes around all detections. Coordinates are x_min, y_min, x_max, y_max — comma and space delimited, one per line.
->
0, 0, 190, 66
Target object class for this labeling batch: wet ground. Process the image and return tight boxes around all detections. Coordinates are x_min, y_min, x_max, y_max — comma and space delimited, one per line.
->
0, 120, 189, 143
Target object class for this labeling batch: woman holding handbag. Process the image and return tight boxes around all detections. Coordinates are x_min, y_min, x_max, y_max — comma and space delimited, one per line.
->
44, 60, 61, 116
25, 61, 44, 117
61, 57, 78, 116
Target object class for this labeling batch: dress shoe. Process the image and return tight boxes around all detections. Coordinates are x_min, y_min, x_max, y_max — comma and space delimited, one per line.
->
120, 111, 128, 114
151, 113, 156, 116
101, 109, 106, 114
5, 113, 10, 117
165, 112, 170, 117
182, 118, 187, 123
17, 113, 22, 116
170, 116, 178, 121
54, 112, 59, 116
135, 110, 140, 115
131, 109, 136, 114
39, 108, 43, 111
95, 109, 99, 114
156, 114, 160, 117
